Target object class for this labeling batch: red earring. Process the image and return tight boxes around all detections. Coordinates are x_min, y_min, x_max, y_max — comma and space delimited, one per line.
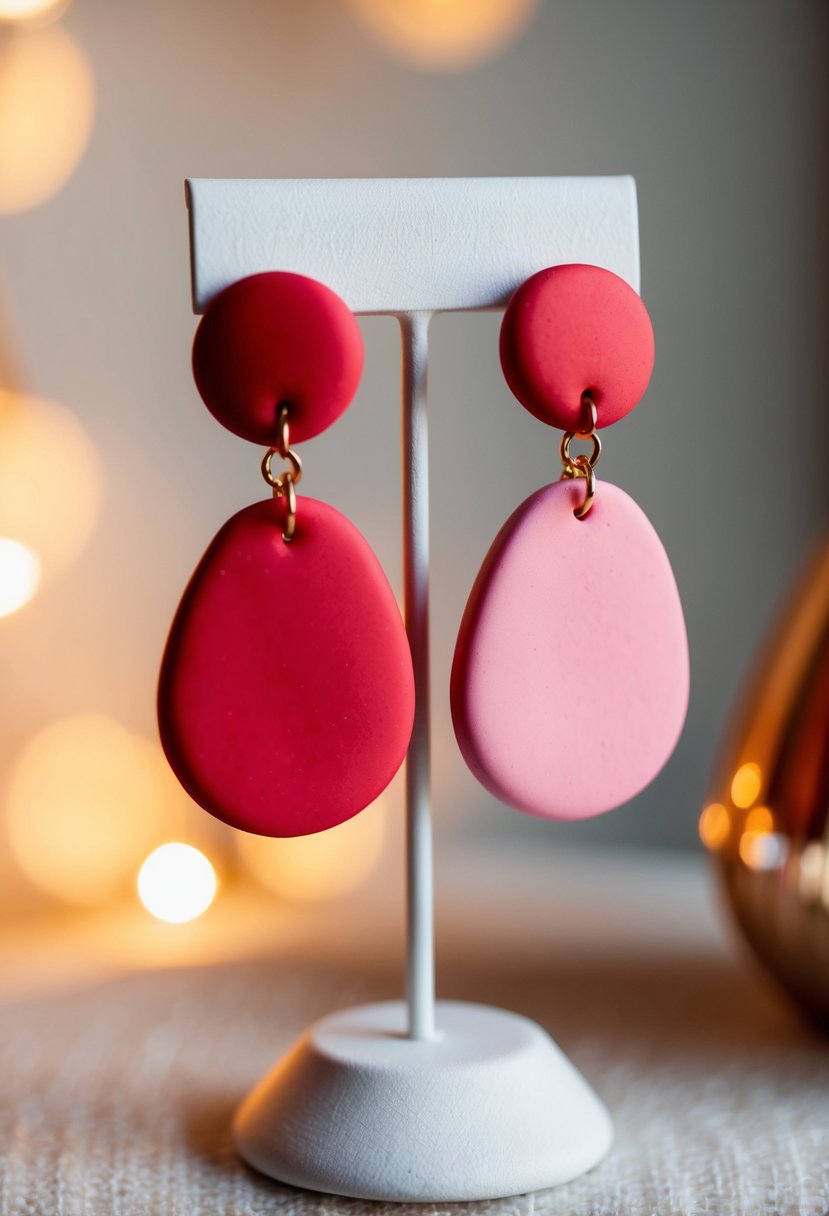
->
158, 272, 415, 837
451, 264, 689, 821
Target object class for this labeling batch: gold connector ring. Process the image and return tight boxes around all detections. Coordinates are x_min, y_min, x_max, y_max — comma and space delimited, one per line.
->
577, 394, 598, 436
261, 445, 302, 489
279, 472, 297, 541
571, 454, 596, 520
559, 396, 600, 518
559, 429, 601, 477
275, 403, 291, 457
261, 404, 301, 541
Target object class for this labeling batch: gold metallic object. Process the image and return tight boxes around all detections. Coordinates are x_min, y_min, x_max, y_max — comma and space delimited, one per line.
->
563, 453, 597, 519
278, 475, 298, 542
261, 404, 302, 542
560, 396, 601, 520
699, 541, 829, 1029
578, 394, 598, 435
261, 448, 302, 489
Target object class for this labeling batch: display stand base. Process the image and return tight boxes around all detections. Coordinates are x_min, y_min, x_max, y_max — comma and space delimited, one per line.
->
234, 999, 613, 1203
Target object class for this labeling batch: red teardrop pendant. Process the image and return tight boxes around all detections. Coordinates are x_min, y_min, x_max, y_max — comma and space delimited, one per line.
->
158, 496, 415, 837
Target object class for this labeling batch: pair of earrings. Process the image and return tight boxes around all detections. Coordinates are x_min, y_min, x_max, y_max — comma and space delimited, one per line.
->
158, 265, 689, 839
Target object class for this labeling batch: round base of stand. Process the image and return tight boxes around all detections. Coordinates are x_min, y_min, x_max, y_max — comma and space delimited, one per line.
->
234, 999, 613, 1203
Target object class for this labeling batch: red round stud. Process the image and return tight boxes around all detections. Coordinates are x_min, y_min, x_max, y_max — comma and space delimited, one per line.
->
192, 272, 364, 445
499, 264, 655, 431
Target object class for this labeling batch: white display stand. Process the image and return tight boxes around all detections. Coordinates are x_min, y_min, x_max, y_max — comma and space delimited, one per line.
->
186, 177, 638, 1202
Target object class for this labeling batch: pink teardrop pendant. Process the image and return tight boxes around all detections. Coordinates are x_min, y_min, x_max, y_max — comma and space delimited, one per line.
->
159, 496, 415, 837
451, 478, 689, 820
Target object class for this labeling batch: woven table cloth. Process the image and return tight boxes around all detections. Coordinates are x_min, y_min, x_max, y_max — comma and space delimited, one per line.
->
1, 847, 827, 1216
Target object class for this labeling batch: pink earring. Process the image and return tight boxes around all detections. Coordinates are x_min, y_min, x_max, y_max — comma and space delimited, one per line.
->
158, 271, 415, 837
451, 263, 689, 820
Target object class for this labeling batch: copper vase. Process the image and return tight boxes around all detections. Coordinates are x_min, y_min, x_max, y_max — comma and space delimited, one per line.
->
700, 541, 829, 1028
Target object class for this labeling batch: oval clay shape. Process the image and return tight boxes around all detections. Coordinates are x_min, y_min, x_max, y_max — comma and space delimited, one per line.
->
451, 479, 689, 820
159, 497, 414, 837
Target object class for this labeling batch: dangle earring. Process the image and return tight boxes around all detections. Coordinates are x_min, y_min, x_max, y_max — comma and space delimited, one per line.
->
158, 271, 415, 837
451, 263, 689, 820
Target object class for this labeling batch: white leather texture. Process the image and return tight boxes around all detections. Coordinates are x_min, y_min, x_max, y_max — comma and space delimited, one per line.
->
186, 176, 640, 314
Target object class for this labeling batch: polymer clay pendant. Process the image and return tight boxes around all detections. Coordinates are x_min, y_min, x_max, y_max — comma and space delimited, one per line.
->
451, 263, 689, 820
451, 478, 689, 820
159, 495, 414, 836
158, 272, 415, 837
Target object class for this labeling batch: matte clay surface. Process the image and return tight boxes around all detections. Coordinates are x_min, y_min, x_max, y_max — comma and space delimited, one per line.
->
500, 264, 655, 431
234, 1001, 612, 1201
192, 272, 364, 445
158, 496, 414, 836
451, 479, 689, 820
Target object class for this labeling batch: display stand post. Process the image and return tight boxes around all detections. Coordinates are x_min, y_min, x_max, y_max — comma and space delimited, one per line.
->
185, 177, 640, 1201
401, 310, 436, 1042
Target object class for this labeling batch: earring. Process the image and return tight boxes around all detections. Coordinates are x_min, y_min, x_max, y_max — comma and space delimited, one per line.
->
451, 263, 689, 820
158, 271, 415, 837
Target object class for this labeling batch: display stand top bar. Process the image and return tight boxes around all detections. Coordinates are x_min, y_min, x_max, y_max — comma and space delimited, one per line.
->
186, 176, 640, 315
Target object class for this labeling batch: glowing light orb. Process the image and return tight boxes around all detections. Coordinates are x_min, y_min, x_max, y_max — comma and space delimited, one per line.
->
345, 0, 540, 71
0, 0, 68, 21
138, 843, 217, 924
730, 761, 762, 809
699, 802, 730, 851
0, 25, 94, 214
0, 392, 101, 591
5, 716, 174, 906
236, 802, 386, 902
745, 805, 774, 835
799, 842, 828, 904
738, 830, 788, 872
0, 536, 40, 616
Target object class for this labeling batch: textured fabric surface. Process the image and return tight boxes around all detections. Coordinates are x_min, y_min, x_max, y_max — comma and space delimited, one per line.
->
0, 859, 828, 1215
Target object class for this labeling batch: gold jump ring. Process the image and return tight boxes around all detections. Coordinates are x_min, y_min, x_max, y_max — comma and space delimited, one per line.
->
559, 429, 601, 478
279, 472, 297, 541
261, 404, 302, 541
570, 454, 596, 520
261, 446, 303, 489
559, 394, 601, 519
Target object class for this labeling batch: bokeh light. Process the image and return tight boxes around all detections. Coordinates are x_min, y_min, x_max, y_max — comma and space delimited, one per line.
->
5, 715, 185, 906
730, 761, 762, 809
738, 830, 788, 872
0, 0, 68, 21
345, 0, 540, 72
0, 536, 40, 616
137, 843, 217, 924
0, 25, 94, 214
799, 841, 828, 904
699, 801, 730, 851
236, 801, 387, 903
0, 391, 101, 589
745, 805, 774, 835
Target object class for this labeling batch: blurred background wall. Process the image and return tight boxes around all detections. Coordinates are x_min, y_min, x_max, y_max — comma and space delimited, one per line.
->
0, 0, 827, 917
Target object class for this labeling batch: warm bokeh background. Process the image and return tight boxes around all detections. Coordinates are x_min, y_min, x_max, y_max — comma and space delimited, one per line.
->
0, 0, 827, 921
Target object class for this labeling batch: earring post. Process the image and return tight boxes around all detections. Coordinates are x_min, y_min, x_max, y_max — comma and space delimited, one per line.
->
400, 310, 436, 1043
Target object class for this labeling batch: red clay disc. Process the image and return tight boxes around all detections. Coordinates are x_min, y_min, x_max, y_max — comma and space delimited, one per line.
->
192, 272, 364, 445
158, 496, 414, 837
499, 264, 655, 430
